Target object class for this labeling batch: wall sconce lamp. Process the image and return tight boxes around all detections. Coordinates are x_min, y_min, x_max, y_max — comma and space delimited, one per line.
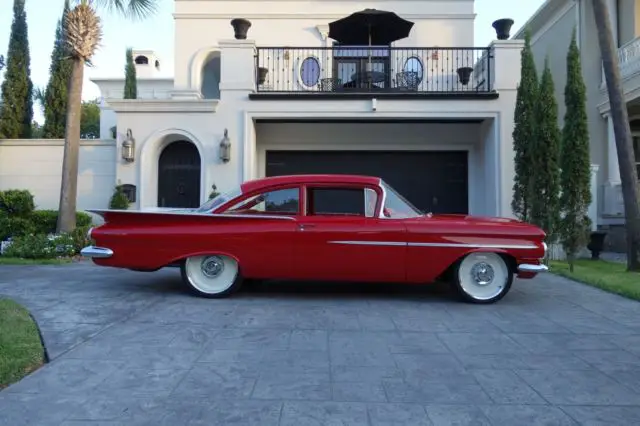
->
121, 128, 135, 162
219, 128, 231, 163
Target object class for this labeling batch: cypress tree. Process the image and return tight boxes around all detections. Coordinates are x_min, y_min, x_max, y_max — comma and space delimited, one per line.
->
530, 57, 562, 248
560, 29, 592, 271
0, 0, 33, 139
42, 0, 72, 139
124, 48, 137, 99
512, 30, 538, 221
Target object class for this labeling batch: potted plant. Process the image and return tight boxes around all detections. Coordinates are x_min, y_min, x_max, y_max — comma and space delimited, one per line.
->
257, 67, 268, 85
587, 230, 608, 260
208, 184, 220, 200
492, 18, 514, 40
230, 18, 252, 39
457, 67, 474, 85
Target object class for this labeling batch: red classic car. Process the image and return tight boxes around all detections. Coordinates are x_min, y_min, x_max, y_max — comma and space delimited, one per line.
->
81, 174, 548, 304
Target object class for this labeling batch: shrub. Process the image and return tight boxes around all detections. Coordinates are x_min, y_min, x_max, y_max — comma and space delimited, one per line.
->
0, 213, 36, 241
69, 225, 91, 253
29, 210, 92, 235
0, 190, 35, 216
109, 185, 130, 210
3, 234, 76, 259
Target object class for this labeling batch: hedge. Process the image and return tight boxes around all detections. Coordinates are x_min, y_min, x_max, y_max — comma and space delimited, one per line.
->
0, 190, 93, 241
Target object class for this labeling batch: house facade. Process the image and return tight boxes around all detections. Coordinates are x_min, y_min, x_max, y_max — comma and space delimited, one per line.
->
513, 0, 640, 252
86, 0, 532, 221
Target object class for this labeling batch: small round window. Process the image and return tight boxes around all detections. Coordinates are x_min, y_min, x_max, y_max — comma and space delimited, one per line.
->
403, 57, 424, 84
300, 57, 320, 87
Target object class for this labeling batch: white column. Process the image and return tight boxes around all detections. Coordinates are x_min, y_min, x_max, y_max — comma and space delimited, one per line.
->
607, 113, 621, 184
589, 164, 600, 231
607, 0, 619, 47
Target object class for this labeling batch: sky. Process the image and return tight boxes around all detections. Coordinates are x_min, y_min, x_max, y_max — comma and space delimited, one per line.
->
0, 0, 546, 124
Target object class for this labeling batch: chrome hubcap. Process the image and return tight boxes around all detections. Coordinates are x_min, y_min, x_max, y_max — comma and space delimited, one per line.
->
470, 262, 494, 286
201, 256, 224, 278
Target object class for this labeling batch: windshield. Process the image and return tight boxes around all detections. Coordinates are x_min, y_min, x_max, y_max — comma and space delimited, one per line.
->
194, 186, 243, 213
381, 181, 423, 219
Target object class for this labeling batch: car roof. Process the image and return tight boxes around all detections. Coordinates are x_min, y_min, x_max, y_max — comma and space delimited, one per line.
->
240, 174, 382, 193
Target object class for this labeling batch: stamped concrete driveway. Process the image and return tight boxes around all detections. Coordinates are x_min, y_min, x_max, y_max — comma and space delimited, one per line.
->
1, 261, 640, 425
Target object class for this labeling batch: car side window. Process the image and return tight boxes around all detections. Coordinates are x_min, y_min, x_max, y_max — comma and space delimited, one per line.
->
307, 187, 377, 217
227, 188, 300, 214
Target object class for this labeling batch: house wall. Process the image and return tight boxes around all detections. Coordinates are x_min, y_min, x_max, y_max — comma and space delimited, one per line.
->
618, 0, 640, 46
103, 39, 523, 220
172, 0, 475, 90
0, 140, 117, 212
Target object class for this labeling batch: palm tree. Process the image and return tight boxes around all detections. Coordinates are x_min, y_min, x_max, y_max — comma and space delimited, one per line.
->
591, 0, 640, 271
56, 0, 158, 234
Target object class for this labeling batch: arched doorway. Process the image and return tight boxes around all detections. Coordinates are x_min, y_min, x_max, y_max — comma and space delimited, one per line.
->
157, 140, 201, 208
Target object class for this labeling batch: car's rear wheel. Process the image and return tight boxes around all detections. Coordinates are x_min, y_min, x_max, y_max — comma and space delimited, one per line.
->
180, 254, 242, 298
451, 252, 513, 304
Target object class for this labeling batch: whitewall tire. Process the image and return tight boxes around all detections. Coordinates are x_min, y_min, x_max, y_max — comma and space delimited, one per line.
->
180, 255, 243, 298
452, 252, 513, 304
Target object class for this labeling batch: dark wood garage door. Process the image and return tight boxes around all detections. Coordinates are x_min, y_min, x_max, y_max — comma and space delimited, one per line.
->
266, 150, 468, 214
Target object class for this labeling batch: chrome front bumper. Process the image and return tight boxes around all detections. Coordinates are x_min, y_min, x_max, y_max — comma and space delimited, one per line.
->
518, 263, 549, 273
80, 246, 113, 259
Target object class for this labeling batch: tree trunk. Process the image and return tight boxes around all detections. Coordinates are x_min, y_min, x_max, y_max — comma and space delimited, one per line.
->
56, 57, 84, 234
592, 0, 640, 271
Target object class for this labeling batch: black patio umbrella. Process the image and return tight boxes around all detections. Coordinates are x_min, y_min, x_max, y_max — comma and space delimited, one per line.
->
328, 9, 414, 46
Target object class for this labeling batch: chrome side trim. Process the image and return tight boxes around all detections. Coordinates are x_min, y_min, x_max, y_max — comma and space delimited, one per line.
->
80, 246, 113, 258
327, 241, 538, 249
328, 240, 407, 246
409, 242, 538, 249
212, 213, 295, 221
518, 263, 549, 273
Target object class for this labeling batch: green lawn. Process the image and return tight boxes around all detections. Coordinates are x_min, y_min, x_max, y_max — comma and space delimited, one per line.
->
0, 257, 72, 265
0, 298, 46, 389
549, 258, 640, 301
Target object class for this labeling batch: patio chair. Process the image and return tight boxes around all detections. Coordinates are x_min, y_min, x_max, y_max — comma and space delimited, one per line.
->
394, 71, 420, 91
319, 77, 343, 92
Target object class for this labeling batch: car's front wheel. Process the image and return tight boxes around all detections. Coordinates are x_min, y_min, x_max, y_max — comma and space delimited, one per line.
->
180, 254, 243, 298
451, 252, 513, 304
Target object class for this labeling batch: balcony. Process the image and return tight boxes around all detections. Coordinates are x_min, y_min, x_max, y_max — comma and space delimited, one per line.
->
251, 46, 495, 99
617, 36, 640, 80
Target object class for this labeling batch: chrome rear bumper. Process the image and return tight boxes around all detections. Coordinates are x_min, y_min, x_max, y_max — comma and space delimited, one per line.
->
80, 246, 113, 259
518, 263, 549, 273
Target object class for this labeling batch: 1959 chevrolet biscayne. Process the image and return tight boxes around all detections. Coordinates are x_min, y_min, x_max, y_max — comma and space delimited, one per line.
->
81, 174, 548, 304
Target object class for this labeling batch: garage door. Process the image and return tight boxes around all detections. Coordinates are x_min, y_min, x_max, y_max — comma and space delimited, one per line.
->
265, 150, 468, 214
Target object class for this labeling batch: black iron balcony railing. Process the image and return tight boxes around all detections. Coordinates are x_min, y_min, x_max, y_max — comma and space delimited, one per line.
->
254, 46, 492, 94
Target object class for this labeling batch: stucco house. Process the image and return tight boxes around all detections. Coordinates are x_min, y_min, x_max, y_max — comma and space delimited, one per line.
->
4, 1, 585, 228
513, 0, 640, 252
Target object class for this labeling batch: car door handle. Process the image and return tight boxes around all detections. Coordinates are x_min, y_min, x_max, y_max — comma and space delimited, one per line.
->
298, 223, 316, 230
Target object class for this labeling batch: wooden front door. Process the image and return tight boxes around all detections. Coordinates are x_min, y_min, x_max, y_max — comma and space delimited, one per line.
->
157, 140, 201, 208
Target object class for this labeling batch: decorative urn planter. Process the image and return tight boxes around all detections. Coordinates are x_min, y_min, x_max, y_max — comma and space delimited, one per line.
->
492, 18, 514, 40
257, 67, 268, 85
230, 18, 252, 39
587, 231, 608, 260
457, 67, 473, 85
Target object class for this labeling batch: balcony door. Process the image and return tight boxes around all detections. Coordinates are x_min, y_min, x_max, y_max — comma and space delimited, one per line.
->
332, 43, 391, 89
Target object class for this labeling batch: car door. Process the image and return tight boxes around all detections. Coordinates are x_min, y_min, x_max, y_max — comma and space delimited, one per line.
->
292, 184, 407, 282
218, 185, 300, 279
